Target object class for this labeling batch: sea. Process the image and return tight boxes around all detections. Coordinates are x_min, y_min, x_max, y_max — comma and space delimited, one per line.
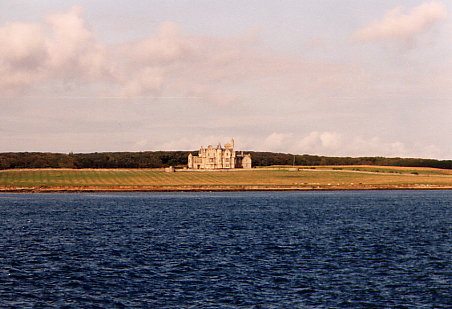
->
0, 191, 451, 308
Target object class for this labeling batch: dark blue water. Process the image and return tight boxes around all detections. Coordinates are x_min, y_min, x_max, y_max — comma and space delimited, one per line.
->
0, 191, 451, 308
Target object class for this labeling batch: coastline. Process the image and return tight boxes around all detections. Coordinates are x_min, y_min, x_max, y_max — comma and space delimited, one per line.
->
1, 184, 451, 193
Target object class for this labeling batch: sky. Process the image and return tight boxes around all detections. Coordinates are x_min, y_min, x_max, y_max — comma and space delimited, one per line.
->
0, 0, 451, 159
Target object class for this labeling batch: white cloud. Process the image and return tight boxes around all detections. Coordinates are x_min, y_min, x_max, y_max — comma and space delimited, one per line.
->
120, 67, 164, 97
239, 132, 435, 158
0, 6, 111, 93
0, 22, 46, 92
319, 132, 341, 148
0, 6, 359, 105
122, 22, 195, 65
263, 132, 292, 151
348, 137, 407, 157
352, 1, 448, 44
239, 131, 343, 154
159, 132, 420, 158
0, 22, 46, 68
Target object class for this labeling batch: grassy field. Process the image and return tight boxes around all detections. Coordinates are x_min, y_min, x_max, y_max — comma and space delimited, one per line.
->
267, 165, 452, 175
0, 166, 451, 192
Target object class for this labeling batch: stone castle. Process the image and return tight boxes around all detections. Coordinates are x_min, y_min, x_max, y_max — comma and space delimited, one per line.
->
188, 139, 252, 169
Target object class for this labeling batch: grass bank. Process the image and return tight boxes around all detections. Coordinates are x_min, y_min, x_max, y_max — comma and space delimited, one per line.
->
0, 166, 451, 192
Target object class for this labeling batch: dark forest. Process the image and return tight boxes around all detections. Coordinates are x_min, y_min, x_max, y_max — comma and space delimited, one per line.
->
1, 151, 451, 170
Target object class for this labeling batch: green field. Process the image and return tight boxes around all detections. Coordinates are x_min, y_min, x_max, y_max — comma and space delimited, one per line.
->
267, 165, 452, 175
1, 166, 451, 191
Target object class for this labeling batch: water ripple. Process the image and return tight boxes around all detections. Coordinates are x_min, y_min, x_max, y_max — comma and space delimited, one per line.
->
0, 191, 451, 308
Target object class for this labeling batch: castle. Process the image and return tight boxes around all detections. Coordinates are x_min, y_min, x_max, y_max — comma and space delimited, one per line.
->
188, 139, 252, 169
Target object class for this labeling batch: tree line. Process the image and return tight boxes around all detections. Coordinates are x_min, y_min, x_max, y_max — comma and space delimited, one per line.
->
248, 152, 452, 169
0, 151, 451, 170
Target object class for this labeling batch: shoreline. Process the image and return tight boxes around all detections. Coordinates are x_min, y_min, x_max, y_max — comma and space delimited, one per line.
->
1, 184, 451, 193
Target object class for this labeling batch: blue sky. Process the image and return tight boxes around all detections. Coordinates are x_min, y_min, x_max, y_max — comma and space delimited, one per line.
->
1, 1, 451, 158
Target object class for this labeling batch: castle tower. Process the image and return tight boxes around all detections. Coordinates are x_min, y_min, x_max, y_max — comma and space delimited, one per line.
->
188, 153, 193, 169
224, 138, 234, 150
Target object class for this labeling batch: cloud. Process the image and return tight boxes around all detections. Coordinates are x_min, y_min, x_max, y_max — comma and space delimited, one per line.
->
238, 132, 426, 158
0, 6, 110, 93
0, 6, 359, 105
293, 131, 342, 154
0, 22, 46, 91
121, 22, 195, 65
0, 22, 46, 68
44, 6, 110, 80
319, 132, 341, 148
352, 1, 448, 44
347, 137, 407, 157
263, 133, 293, 152
156, 132, 421, 158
